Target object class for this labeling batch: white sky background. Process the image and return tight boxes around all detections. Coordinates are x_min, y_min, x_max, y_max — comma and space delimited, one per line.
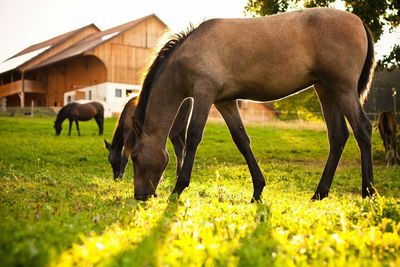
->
0, 0, 398, 63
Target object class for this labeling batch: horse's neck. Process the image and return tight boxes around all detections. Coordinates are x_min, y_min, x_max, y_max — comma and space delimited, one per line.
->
143, 81, 185, 148
55, 109, 67, 125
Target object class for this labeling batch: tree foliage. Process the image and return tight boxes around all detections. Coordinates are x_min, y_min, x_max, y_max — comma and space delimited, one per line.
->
378, 44, 400, 70
245, 0, 400, 41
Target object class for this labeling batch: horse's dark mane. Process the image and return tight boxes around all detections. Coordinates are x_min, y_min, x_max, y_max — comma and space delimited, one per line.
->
54, 105, 68, 125
133, 25, 197, 137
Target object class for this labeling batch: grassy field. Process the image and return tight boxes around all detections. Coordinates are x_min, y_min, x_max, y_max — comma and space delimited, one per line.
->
0, 116, 399, 267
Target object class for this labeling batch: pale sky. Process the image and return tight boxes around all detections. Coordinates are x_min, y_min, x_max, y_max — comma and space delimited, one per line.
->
0, 0, 398, 63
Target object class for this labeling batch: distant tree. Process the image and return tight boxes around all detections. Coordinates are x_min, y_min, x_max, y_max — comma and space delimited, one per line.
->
245, 0, 400, 41
273, 90, 322, 121
245, 0, 400, 119
378, 44, 400, 70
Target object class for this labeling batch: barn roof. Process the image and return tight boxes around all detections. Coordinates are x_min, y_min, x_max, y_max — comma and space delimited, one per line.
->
33, 14, 164, 70
0, 24, 99, 74
0, 14, 167, 73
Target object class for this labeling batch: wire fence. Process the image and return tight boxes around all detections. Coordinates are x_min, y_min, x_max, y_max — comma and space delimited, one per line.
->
0, 107, 58, 117
0, 106, 392, 125
208, 106, 384, 125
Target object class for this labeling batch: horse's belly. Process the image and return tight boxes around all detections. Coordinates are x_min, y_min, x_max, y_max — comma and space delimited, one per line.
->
216, 71, 316, 102
78, 117, 94, 121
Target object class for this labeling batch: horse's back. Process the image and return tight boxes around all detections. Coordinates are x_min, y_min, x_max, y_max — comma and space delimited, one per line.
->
76, 102, 104, 120
172, 8, 367, 101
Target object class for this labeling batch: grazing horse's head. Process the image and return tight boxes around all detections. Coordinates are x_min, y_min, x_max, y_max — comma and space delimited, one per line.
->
132, 136, 169, 200
54, 121, 62, 135
104, 140, 123, 180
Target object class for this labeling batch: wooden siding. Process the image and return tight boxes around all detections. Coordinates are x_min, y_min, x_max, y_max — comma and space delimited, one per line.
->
87, 16, 166, 84
0, 81, 22, 98
46, 56, 107, 106
0, 80, 47, 98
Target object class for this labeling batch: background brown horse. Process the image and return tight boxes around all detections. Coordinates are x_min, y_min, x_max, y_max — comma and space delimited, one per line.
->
105, 97, 192, 180
378, 111, 400, 166
131, 8, 376, 201
54, 101, 104, 136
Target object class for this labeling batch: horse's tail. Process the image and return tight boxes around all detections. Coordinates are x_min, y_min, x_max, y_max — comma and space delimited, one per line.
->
358, 23, 375, 106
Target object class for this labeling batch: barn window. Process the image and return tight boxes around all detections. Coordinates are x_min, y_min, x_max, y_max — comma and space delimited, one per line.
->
88, 90, 92, 100
115, 89, 122, 98
126, 89, 133, 97
67, 96, 72, 103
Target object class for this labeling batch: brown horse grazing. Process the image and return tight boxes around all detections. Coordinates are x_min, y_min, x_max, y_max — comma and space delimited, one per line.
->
105, 97, 192, 180
54, 101, 104, 136
131, 8, 376, 201
378, 111, 400, 166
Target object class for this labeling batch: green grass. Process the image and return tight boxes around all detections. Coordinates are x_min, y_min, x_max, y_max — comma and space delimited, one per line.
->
0, 117, 399, 267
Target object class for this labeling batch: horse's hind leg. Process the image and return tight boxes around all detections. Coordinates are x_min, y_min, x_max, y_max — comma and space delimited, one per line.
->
312, 85, 349, 200
335, 86, 375, 198
390, 136, 400, 165
95, 116, 104, 136
215, 100, 265, 202
395, 141, 400, 164
75, 120, 81, 136
171, 92, 213, 197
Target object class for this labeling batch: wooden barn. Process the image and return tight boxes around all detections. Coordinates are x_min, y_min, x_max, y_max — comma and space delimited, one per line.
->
0, 14, 168, 117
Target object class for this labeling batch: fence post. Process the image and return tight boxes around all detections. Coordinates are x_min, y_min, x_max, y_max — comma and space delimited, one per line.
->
1, 98, 6, 113
31, 100, 34, 117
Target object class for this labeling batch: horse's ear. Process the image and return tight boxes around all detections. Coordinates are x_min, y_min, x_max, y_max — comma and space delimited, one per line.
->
104, 139, 112, 151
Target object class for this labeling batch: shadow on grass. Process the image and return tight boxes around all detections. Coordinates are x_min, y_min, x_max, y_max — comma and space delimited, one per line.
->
105, 197, 180, 267
234, 202, 278, 267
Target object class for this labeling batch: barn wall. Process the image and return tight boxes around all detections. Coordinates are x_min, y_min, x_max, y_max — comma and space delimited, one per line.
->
46, 56, 107, 106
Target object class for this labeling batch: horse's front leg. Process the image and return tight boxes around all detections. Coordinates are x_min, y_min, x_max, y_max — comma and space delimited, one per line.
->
170, 133, 186, 177
171, 93, 213, 197
119, 147, 130, 179
215, 101, 265, 202
75, 120, 81, 136
169, 98, 192, 177
68, 119, 73, 136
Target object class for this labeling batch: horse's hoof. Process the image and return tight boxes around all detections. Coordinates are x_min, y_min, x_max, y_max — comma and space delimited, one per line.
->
251, 196, 262, 204
168, 192, 180, 202
134, 193, 157, 201
362, 187, 375, 198
311, 192, 328, 201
